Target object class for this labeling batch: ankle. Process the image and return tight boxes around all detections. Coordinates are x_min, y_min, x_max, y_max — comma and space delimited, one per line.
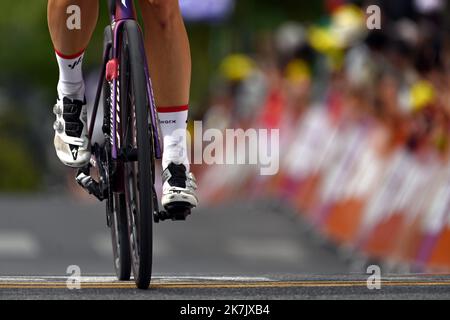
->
55, 50, 85, 101
57, 81, 85, 101
162, 139, 190, 172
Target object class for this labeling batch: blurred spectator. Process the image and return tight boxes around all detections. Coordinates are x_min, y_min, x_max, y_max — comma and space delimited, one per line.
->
198, 1, 450, 271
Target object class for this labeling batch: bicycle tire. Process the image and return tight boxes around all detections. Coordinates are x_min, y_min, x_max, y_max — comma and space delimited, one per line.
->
108, 193, 132, 280
120, 20, 153, 290
103, 26, 132, 281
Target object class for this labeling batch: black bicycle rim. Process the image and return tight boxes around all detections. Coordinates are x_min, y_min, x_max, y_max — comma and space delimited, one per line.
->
120, 21, 153, 290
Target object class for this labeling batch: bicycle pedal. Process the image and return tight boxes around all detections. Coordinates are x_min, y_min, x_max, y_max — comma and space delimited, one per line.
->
154, 202, 192, 223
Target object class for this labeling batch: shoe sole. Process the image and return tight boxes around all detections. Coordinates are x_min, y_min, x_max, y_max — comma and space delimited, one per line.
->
161, 192, 198, 209
60, 158, 91, 168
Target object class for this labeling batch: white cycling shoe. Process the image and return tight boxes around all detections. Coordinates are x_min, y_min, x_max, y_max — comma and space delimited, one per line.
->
53, 97, 91, 168
161, 163, 198, 210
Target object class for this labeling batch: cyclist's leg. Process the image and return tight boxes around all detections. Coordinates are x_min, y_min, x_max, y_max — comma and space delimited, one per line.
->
48, 0, 99, 100
139, 0, 198, 208
47, 0, 99, 167
139, 0, 191, 107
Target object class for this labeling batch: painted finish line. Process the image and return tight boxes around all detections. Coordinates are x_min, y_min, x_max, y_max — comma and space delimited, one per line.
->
1, 276, 450, 289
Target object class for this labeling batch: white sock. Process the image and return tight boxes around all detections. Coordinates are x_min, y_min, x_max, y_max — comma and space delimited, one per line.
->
55, 50, 85, 101
157, 106, 190, 171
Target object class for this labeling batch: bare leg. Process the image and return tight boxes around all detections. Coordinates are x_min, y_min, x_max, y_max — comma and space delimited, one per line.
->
48, 0, 99, 167
47, 0, 99, 55
139, 0, 197, 209
139, 0, 191, 106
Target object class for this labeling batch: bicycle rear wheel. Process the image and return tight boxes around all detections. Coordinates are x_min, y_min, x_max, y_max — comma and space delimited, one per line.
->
103, 26, 131, 281
120, 21, 154, 290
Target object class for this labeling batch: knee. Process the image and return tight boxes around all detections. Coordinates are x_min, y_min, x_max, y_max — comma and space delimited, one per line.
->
146, 0, 179, 27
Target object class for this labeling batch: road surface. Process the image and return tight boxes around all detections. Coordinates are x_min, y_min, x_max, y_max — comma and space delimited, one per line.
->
0, 195, 449, 299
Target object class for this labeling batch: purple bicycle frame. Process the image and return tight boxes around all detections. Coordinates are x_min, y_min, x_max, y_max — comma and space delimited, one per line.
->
89, 0, 162, 160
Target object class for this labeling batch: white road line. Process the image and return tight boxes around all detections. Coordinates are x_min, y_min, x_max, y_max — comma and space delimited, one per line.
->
0, 275, 274, 283
0, 232, 40, 258
91, 233, 172, 257
91, 233, 113, 257
0, 276, 117, 283
152, 239, 172, 257
226, 238, 304, 263
154, 276, 274, 282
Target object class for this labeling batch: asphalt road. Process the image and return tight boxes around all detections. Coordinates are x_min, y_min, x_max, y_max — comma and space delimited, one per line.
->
1, 275, 450, 300
0, 194, 449, 299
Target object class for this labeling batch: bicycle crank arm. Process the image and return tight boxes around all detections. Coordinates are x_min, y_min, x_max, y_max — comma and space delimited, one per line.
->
75, 168, 106, 201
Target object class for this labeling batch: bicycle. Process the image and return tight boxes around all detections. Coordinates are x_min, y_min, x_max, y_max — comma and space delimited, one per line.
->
75, 0, 192, 290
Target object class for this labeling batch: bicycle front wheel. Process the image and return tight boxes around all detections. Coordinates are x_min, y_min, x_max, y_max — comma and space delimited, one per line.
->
120, 21, 154, 290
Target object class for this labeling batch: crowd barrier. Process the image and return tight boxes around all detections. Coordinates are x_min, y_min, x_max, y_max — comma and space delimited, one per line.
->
196, 106, 450, 272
